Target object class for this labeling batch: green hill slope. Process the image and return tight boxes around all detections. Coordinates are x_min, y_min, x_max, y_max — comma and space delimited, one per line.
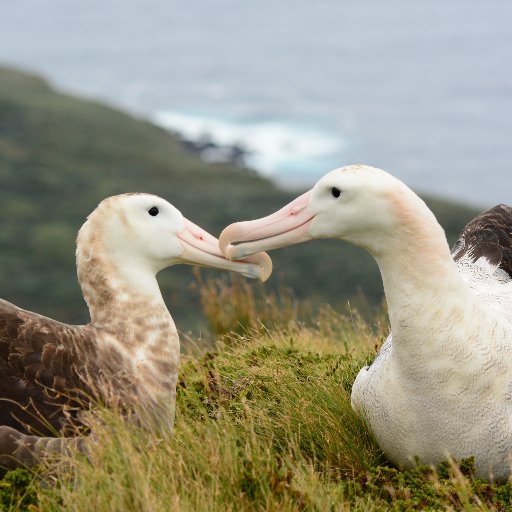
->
0, 66, 478, 332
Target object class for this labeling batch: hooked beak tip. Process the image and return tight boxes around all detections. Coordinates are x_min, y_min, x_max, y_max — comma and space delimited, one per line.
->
257, 253, 273, 282
237, 251, 273, 282
219, 223, 240, 257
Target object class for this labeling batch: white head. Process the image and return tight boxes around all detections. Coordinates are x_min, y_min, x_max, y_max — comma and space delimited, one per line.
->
77, 193, 272, 281
220, 164, 440, 259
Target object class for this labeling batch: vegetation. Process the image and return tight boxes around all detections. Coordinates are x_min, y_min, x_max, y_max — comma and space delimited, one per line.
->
0, 66, 479, 333
0, 469, 38, 511
2, 281, 512, 511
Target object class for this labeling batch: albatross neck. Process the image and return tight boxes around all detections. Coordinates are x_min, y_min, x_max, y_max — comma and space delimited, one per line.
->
372, 201, 474, 347
78, 253, 174, 333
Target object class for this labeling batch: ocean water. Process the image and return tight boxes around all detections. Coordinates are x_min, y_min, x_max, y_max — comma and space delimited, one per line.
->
154, 111, 343, 179
1, 0, 512, 205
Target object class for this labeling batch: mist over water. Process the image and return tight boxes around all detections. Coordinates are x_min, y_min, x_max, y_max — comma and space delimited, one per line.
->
1, 0, 512, 205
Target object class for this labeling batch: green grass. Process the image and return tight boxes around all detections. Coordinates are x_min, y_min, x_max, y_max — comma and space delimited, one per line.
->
3, 295, 512, 511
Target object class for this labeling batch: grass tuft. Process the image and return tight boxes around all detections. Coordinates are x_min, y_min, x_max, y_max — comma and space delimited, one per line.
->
194, 269, 303, 337
2, 285, 512, 510
0, 468, 38, 511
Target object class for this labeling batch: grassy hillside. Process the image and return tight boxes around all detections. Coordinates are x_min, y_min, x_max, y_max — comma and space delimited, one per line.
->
3, 297, 512, 511
0, 66, 479, 332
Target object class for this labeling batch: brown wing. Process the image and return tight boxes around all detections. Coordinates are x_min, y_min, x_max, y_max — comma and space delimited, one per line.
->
451, 204, 512, 278
0, 299, 98, 435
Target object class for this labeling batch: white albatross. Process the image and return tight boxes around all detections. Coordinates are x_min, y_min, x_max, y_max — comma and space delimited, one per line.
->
0, 193, 271, 470
219, 164, 512, 481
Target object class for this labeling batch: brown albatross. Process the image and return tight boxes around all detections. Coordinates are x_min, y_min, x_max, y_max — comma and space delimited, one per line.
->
0, 193, 271, 470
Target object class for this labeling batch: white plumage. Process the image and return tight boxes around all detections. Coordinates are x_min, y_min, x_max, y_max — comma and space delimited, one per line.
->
352, 203, 512, 480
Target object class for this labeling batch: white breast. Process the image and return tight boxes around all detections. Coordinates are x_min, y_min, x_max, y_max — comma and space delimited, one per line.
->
351, 252, 512, 480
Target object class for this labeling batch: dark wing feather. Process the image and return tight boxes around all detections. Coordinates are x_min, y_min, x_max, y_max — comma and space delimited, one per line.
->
451, 204, 512, 278
0, 299, 97, 435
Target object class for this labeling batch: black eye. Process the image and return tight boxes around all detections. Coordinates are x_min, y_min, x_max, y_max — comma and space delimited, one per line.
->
331, 187, 341, 199
148, 207, 159, 216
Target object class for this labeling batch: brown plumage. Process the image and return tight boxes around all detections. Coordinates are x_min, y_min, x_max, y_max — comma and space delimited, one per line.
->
451, 204, 512, 277
0, 299, 96, 436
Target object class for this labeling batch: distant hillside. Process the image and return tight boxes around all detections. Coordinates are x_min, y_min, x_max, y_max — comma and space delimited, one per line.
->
0, 66, 479, 332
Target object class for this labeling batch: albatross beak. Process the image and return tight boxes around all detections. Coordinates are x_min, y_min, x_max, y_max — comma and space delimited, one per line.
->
177, 218, 272, 281
219, 190, 314, 260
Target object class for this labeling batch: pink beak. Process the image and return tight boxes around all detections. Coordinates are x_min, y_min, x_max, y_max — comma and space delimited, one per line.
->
219, 190, 314, 261
177, 218, 272, 281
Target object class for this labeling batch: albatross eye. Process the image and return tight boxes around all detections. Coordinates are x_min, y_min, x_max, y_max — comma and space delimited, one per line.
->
148, 207, 159, 216
331, 187, 341, 199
